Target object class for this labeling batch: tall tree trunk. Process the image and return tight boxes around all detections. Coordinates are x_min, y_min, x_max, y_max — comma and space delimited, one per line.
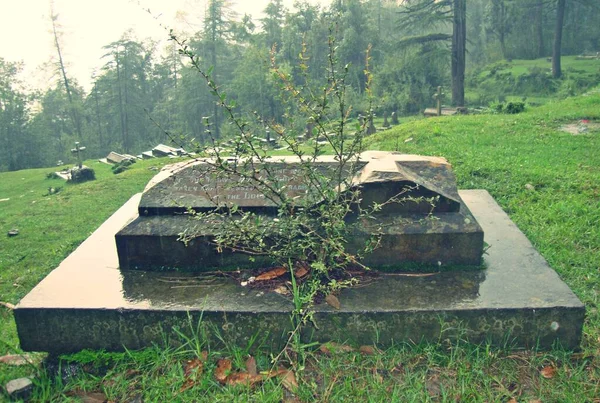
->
552, 0, 566, 78
536, 0, 545, 58
451, 0, 466, 107
50, 6, 83, 142
499, 1, 507, 59
115, 52, 128, 152
93, 83, 104, 152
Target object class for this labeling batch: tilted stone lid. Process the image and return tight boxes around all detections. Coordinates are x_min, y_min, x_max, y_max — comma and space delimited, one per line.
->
138, 151, 461, 215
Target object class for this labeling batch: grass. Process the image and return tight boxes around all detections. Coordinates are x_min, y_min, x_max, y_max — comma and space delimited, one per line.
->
478, 56, 600, 78
1, 90, 600, 401
467, 56, 600, 106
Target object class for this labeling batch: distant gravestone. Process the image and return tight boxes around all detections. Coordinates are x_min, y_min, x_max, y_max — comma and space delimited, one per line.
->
306, 122, 314, 139
391, 111, 399, 125
383, 112, 390, 128
70, 142, 86, 169
106, 152, 134, 164
367, 114, 376, 135
358, 114, 365, 127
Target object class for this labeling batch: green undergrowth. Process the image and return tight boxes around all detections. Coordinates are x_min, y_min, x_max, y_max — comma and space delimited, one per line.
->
1, 90, 600, 400
467, 56, 600, 105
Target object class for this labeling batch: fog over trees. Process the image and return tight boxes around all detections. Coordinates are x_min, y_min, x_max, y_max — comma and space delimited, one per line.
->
1, 0, 599, 171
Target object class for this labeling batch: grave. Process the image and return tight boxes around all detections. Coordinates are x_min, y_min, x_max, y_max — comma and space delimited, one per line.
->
15, 151, 584, 353
116, 152, 483, 271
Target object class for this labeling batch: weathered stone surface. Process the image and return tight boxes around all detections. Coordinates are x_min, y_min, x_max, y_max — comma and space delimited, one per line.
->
118, 152, 482, 270
106, 152, 132, 164
137, 152, 459, 214
15, 191, 585, 352
116, 197, 483, 271
152, 144, 184, 158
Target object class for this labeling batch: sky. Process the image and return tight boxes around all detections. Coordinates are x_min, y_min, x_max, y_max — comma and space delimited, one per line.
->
0, 0, 328, 94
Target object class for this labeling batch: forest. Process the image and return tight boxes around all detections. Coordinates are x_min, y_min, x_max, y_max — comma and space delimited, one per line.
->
1, 0, 599, 172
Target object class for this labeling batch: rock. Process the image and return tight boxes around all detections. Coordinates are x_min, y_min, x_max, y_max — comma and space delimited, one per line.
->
5, 377, 33, 400
7, 229, 19, 237
525, 184, 535, 191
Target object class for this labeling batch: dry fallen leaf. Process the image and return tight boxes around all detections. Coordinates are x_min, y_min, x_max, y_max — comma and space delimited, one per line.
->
0, 301, 15, 310
256, 267, 287, 281
319, 342, 354, 355
70, 391, 107, 403
281, 370, 298, 392
294, 262, 310, 278
507, 398, 518, 403
180, 352, 208, 392
226, 372, 263, 386
215, 358, 232, 384
273, 285, 288, 295
359, 345, 379, 355
0, 354, 33, 366
426, 374, 442, 398
245, 356, 257, 377
325, 294, 341, 310
540, 365, 557, 379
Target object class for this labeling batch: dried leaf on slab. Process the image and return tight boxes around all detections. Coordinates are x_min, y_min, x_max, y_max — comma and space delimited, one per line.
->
255, 267, 287, 281
540, 365, 557, 379
325, 294, 341, 310
215, 358, 232, 384
0, 354, 34, 366
294, 261, 310, 279
245, 356, 257, 376
273, 285, 288, 295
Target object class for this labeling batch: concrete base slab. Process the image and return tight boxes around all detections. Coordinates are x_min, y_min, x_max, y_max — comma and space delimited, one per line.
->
15, 191, 584, 353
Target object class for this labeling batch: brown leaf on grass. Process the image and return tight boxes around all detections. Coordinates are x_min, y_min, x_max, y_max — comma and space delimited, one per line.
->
325, 294, 341, 310
426, 374, 442, 398
215, 358, 232, 384
226, 372, 263, 386
540, 365, 557, 379
281, 370, 298, 392
124, 369, 141, 379
0, 354, 33, 366
0, 301, 15, 310
75, 392, 108, 403
319, 342, 354, 355
507, 398, 518, 403
245, 356, 257, 376
359, 345, 380, 355
256, 267, 287, 281
180, 352, 209, 392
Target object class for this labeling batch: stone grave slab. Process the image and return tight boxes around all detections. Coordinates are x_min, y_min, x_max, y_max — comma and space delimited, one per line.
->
116, 152, 484, 271
14, 190, 585, 353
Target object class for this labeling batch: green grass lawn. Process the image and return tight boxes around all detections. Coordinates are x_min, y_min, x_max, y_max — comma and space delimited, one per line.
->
1, 91, 600, 401
479, 56, 600, 78
467, 56, 600, 106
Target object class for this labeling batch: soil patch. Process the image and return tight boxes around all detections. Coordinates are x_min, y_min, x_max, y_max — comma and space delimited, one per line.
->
560, 120, 600, 135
